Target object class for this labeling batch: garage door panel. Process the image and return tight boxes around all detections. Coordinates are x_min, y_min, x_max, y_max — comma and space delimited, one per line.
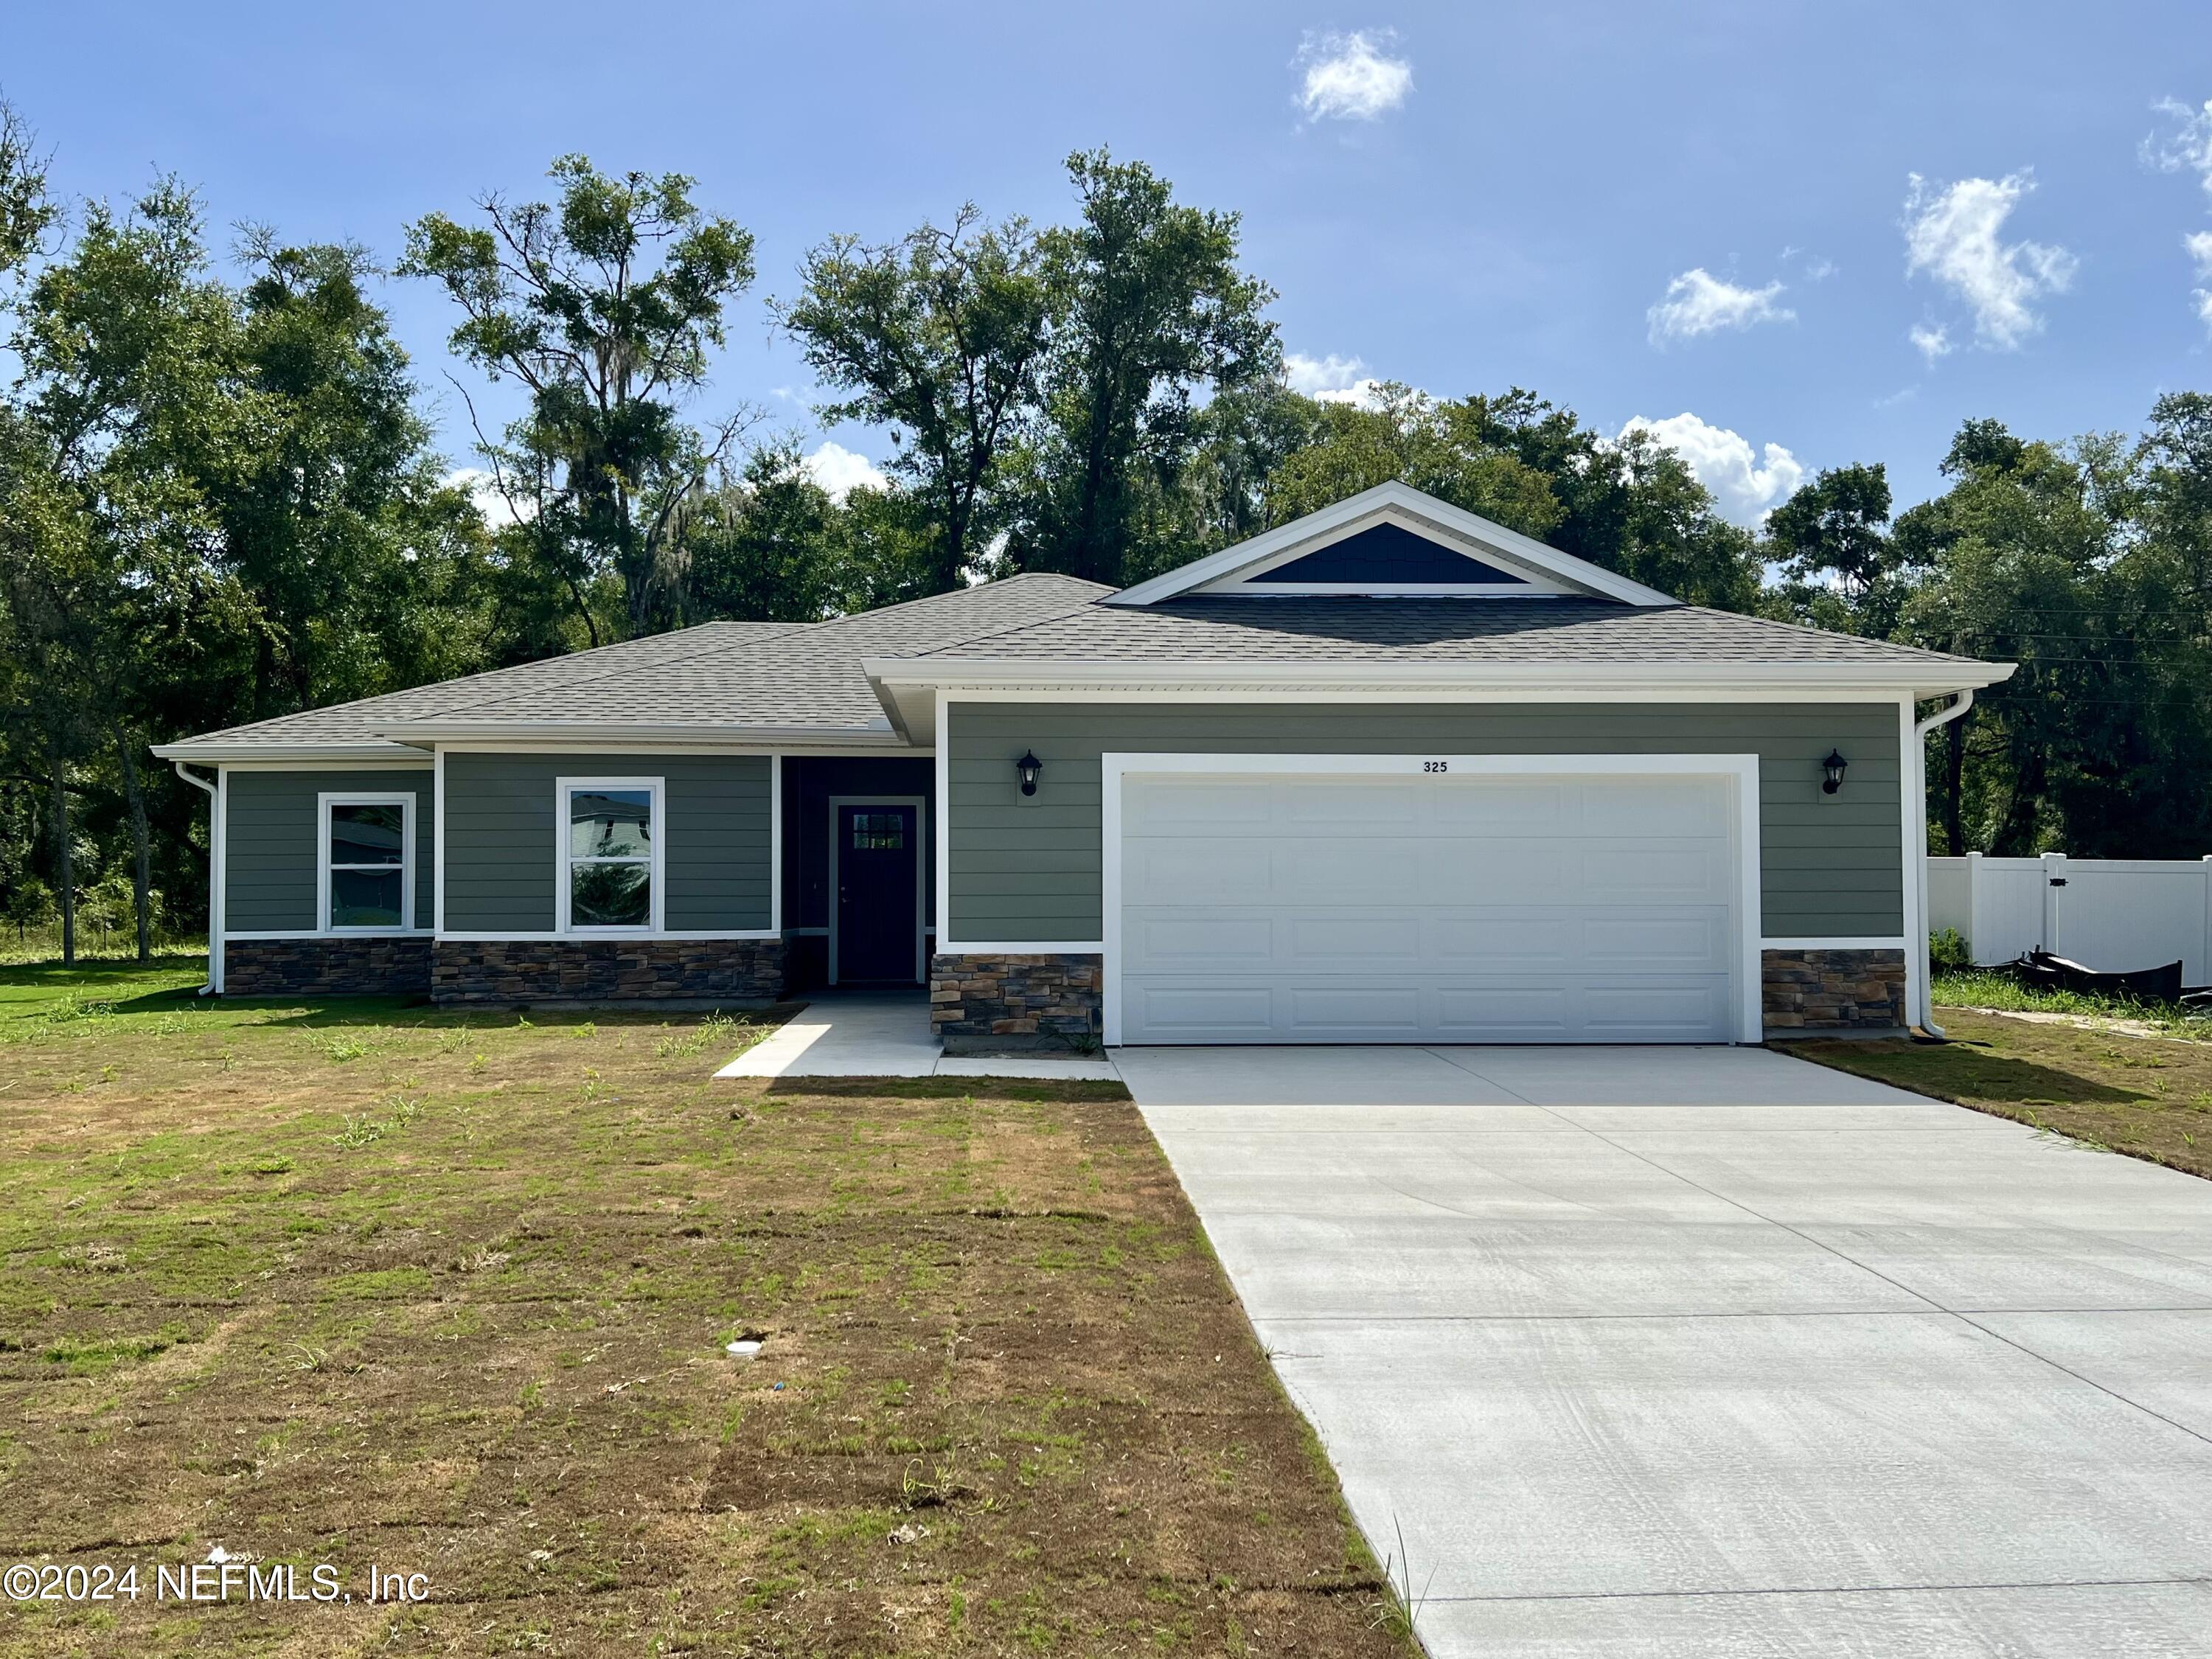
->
1419, 840, 1571, 903
1126, 839, 1272, 903
1127, 912, 1275, 968
1578, 911, 1733, 970
1119, 768, 1742, 1045
1285, 914, 1424, 964
1433, 984, 1574, 1036
1571, 843, 1733, 903
1430, 780, 1571, 835
1277, 842, 1422, 902
1283, 780, 1425, 828
1124, 778, 1277, 832
1133, 983, 1276, 1034
1580, 979, 1733, 1037
1287, 984, 1425, 1034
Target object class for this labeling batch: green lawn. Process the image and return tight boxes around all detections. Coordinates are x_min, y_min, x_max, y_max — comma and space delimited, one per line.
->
0, 960, 1408, 1658
1783, 997, 2212, 1183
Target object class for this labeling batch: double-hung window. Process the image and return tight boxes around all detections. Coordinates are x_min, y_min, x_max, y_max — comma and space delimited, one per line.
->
321, 794, 414, 931
560, 780, 662, 932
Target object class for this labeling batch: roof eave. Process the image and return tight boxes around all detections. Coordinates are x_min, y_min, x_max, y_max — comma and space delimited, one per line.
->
150, 740, 431, 765
370, 719, 911, 747
865, 656, 2018, 698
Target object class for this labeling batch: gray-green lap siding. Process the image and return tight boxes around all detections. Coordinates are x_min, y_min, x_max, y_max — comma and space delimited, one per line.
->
441, 753, 772, 932
946, 702, 1904, 942
223, 769, 435, 932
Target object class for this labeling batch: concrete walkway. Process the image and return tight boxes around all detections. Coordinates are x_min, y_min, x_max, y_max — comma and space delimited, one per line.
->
1116, 1043, 2212, 1658
715, 992, 1120, 1081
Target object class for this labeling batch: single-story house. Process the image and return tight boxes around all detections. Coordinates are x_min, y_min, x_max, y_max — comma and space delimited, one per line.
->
154, 481, 2013, 1044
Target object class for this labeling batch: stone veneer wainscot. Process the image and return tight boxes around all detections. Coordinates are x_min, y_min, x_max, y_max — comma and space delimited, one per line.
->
431, 939, 786, 1005
225, 936, 433, 997
1761, 947, 1907, 1032
930, 953, 1103, 1042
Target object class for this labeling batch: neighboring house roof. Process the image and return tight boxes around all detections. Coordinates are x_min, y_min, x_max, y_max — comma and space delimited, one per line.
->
154, 485, 2014, 763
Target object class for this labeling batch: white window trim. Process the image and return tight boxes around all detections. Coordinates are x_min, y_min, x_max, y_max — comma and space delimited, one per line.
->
554, 776, 666, 936
827, 795, 928, 985
317, 791, 419, 936
1096, 751, 1765, 1048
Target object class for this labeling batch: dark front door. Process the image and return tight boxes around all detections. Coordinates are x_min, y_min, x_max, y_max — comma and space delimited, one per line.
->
835, 804, 919, 982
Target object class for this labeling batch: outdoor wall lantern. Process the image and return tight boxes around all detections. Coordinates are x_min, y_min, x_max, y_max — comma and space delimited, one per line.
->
1015, 750, 1043, 797
1821, 749, 1849, 795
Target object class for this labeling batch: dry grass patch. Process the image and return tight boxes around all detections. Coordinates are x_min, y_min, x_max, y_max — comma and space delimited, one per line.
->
0, 963, 1406, 1656
1782, 1006, 2212, 1181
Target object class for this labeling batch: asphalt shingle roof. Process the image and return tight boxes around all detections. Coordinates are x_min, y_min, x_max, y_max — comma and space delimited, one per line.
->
162, 578, 1994, 757
900, 596, 1988, 667
161, 575, 1112, 753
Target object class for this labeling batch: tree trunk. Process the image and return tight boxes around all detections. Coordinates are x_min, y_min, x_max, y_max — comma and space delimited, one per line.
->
1941, 711, 1968, 855
1989, 742, 2045, 858
49, 750, 74, 966
116, 726, 153, 961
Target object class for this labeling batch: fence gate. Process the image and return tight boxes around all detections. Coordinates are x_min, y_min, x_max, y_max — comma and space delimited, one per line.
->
1927, 852, 2212, 981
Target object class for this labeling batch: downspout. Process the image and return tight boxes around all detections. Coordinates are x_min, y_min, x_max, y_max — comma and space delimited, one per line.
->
1910, 691, 1975, 1037
171, 760, 222, 996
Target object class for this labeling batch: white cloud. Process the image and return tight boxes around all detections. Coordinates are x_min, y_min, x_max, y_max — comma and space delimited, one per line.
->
1646, 268, 1793, 344
1908, 321, 1952, 362
2189, 230, 2212, 333
1284, 351, 1366, 393
2143, 97, 2212, 197
1618, 412, 1805, 529
446, 466, 532, 528
1285, 351, 1388, 408
1902, 172, 2075, 350
1295, 30, 1413, 122
801, 441, 888, 502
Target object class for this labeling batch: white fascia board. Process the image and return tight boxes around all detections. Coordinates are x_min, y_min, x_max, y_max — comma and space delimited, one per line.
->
375, 722, 908, 748
150, 742, 431, 766
866, 656, 2019, 699
1105, 481, 1683, 608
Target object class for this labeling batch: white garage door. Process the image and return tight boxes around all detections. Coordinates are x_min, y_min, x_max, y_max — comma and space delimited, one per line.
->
1116, 767, 1742, 1045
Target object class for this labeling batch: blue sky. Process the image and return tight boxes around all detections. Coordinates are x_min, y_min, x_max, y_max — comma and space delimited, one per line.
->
12, 0, 2212, 521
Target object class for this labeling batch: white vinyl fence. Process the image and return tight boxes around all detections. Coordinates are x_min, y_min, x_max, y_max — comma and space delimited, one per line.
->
1928, 852, 2212, 981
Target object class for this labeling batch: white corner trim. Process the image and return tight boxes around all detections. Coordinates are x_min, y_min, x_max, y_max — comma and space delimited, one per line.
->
433, 748, 447, 936
1899, 698, 1925, 1029
316, 791, 418, 939
933, 691, 951, 947
771, 754, 784, 935
1107, 481, 1683, 609
1096, 751, 1764, 1047
554, 776, 666, 935
213, 766, 228, 992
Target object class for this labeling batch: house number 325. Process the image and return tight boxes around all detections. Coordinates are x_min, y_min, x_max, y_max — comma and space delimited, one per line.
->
1422, 760, 1449, 773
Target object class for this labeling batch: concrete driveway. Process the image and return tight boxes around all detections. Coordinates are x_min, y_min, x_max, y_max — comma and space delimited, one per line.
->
1115, 1043, 2212, 1658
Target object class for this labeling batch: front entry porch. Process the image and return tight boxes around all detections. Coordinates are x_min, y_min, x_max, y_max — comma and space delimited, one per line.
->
716, 988, 1120, 1080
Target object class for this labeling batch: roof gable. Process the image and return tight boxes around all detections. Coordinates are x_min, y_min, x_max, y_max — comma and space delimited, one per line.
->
1109, 480, 1680, 608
